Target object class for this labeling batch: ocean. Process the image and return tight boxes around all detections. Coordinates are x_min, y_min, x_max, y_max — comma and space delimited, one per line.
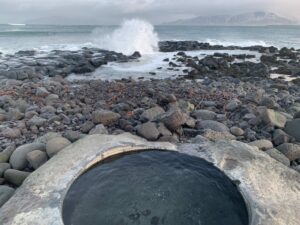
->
1, 21, 300, 55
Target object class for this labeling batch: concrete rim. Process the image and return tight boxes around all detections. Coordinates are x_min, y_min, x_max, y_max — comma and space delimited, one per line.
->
0, 133, 299, 225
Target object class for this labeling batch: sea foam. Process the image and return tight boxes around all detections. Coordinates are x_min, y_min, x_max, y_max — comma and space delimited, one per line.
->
93, 19, 159, 55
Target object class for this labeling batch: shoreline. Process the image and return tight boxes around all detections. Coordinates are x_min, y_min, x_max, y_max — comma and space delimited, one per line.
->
0, 41, 300, 208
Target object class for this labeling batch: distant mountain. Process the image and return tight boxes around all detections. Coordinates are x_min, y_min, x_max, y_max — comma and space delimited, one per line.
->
164, 12, 297, 26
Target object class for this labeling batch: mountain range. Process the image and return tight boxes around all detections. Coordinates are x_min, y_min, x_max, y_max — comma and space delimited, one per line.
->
164, 12, 297, 26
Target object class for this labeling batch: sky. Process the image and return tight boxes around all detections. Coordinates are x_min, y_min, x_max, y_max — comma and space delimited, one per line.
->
0, 0, 299, 25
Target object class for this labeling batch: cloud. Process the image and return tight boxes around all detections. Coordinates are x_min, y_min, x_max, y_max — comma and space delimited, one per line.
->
0, 0, 299, 25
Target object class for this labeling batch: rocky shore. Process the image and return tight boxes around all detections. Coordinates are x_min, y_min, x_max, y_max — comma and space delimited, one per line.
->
0, 41, 300, 207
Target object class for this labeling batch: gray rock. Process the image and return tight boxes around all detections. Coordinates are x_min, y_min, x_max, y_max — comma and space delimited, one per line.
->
80, 121, 95, 133
0, 163, 11, 177
0, 186, 14, 207
9, 143, 46, 170
265, 149, 290, 166
92, 110, 121, 126
192, 110, 216, 120
1, 128, 21, 139
140, 106, 165, 121
273, 129, 291, 146
284, 119, 300, 142
160, 110, 187, 131
158, 135, 179, 143
137, 122, 160, 141
36, 87, 50, 97
260, 109, 286, 128
89, 124, 108, 135
202, 130, 236, 141
35, 132, 62, 145
4, 169, 30, 186
26, 150, 48, 169
46, 137, 71, 157
230, 127, 245, 136
197, 120, 229, 132
249, 140, 274, 151
276, 143, 300, 161
8, 108, 24, 121
225, 99, 240, 111
0, 145, 15, 163
190, 135, 209, 143
63, 130, 83, 142
27, 116, 47, 127
157, 123, 172, 137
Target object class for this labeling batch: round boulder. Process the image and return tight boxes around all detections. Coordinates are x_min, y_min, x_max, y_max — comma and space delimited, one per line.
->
46, 137, 71, 158
0, 186, 15, 207
276, 143, 300, 161
4, 169, 30, 187
9, 143, 46, 170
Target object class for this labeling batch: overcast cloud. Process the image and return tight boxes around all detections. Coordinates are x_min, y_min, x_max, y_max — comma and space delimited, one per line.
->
0, 0, 299, 25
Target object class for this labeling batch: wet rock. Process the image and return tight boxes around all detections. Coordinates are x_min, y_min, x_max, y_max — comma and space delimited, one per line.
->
9, 143, 46, 170
0, 186, 15, 207
284, 119, 300, 142
276, 143, 300, 161
92, 110, 121, 126
260, 109, 286, 128
265, 149, 290, 166
136, 122, 160, 141
46, 137, 71, 158
89, 124, 108, 135
26, 150, 48, 169
249, 140, 274, 151
4, 169, 30, 186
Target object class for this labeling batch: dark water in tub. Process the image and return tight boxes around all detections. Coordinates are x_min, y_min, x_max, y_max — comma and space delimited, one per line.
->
63, 150, 248, 225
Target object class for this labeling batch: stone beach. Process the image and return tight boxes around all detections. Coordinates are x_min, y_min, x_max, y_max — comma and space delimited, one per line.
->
0, 41, 300, 208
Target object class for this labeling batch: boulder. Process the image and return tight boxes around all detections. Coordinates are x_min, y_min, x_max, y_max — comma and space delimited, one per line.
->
4, 169, 30, 186
9, 143, 46, 170
140, 106, 165, 121
0, 145, 15, 163
284, 119, 300, 142
276, 143, 300, 161
260, 109, 286, 128
273, 129, 291, 146
225, 99, 240, 111
80, 121, 95, 133
160, 110, 187, 131
265, 149, 290, 166
136, 122, 160, 141
26, 150, 48, 170
92, 110, 121, 126
46, 137, 71, 158
249, 140, 274, 151
0, 186, 15, 207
